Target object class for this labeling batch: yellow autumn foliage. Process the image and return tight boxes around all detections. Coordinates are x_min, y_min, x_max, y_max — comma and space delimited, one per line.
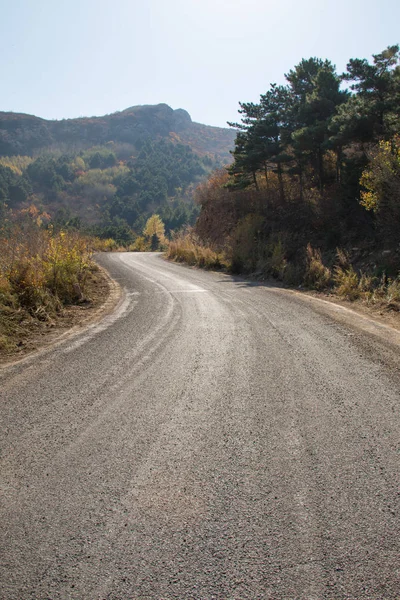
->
0, 155, 33, 175
0, 223, 95, 316
360, 136, 400, 213
166, 230, 225, 269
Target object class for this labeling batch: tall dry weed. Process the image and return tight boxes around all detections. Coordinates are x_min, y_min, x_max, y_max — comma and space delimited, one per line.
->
303, 244, 332, 290
166, 231, 224, 269
0, 224, 94, 317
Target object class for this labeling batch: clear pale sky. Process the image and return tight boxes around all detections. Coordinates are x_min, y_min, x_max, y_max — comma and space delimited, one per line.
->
1, 0, 399, 128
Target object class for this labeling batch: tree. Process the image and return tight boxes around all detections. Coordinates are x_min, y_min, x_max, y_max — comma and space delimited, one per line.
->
258, 84, 294, 200
143, 214, 166, 250
229, 59, 346, 195
228, 86, 292, 199
338, 44, 400, 142
360, 135, 400, 246
95, 217, 134, 245
0, 164, 31, 207
287, 59, 348, 189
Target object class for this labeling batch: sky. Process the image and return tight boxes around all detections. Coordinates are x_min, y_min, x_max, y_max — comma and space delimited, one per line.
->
0, 0, 399, 128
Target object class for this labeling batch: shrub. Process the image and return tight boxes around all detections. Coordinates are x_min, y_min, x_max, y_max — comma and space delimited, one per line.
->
102, 238, 119, 251
0, 222, 94, 317
229, 215, 264, 273
282, 262, 304, 286
265, 238, 287, 280
333, 265, 360, 300
303, 244, 332, 290
386, 277, 400, 303
360, 136, 400, 246
166, 231, 225, 270
130, 236, 150, 252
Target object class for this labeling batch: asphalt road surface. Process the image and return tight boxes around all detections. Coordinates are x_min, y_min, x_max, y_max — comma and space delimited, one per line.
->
1, 252, 400, 600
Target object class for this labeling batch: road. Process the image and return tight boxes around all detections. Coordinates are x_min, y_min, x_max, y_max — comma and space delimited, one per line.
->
1, 252, 399, 600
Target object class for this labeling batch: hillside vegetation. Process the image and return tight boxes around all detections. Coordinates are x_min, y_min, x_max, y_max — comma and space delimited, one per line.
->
0, 104, 235, 161
0, 205, 109, 355
170, 45, 400, 307
0, 104, 235, 241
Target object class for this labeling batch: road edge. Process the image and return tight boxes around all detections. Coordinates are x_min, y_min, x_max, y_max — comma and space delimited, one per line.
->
0, 261, 123, 371
163, 254, 400, 347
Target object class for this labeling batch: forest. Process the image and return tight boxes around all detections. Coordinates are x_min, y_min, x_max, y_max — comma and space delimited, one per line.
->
0, 138, 224, 243
169, 44, 400, 304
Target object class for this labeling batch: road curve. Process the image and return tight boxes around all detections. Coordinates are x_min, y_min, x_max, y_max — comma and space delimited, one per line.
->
1, 252, 399, 600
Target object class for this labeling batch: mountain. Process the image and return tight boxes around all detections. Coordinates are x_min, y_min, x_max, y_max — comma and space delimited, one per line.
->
0, 103, 235, 162
0, 105, 236, 239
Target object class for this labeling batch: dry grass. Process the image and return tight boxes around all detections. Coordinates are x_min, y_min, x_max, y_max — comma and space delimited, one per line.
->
0, 217, 101, 353
304, 244, 332, 290
332, 249, 400, 309
0, 227, 93, 310
166, 231, 226, 269
333, 265, 360, 300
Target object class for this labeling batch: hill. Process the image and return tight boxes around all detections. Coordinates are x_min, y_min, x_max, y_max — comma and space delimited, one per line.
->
0, 105, 235, 239
0, 104, 235, 162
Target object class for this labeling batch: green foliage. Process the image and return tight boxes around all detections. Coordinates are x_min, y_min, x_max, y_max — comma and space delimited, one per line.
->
229, 57, 350, 195
159, 199, 199, 233
82, 147, 117, 169
102, 139, 210, 234
189, 45, 400, 306
0, 164, 31, 207
93, 217, 134, 245
0, 120, 222, 237
342, 45, 400, 140
0, 137, 212, 245
228, 44, 399, 199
